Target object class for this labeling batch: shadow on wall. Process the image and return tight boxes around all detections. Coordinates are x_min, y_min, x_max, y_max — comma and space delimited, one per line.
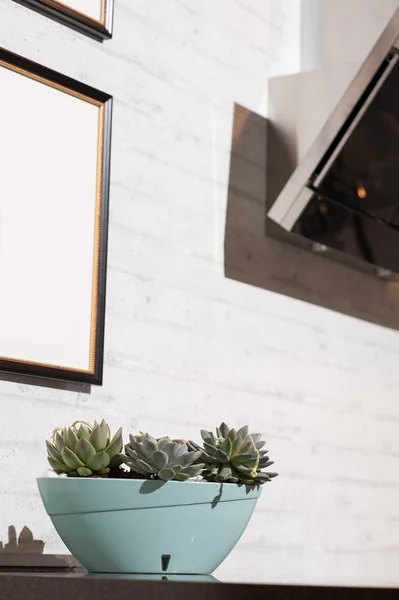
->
224, 104, 399, 329
0, 371, 91, 394
0, 525, 44, 554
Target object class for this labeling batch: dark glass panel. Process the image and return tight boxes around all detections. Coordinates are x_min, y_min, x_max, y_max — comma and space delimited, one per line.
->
316, 59, 399, 227
294, 195, 399, 273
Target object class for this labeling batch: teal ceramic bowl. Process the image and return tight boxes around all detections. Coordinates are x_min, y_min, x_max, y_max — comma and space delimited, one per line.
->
37, 477, 261, 574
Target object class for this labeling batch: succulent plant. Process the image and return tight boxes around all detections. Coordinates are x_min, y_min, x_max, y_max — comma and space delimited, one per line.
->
122, 433, 204, 481
192, 423, 278, 485
46, 420, 123, 477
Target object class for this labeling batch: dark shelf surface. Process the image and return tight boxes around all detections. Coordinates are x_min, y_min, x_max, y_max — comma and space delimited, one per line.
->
2, 572, 399, 600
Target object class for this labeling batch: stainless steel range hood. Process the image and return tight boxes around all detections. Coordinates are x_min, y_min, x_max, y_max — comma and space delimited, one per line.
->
268, 8, 399, 277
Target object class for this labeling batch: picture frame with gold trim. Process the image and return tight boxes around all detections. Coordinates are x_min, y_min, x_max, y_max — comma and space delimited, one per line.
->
0, 48, 112, 385
14, 0, 114, 41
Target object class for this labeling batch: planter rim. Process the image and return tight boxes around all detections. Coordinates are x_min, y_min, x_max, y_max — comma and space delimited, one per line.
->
37, 475, 262, 516
37, 476, 257, 488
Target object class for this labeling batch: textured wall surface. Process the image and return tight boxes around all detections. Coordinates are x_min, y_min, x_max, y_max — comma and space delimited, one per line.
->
1, 0, 399, 587
301, 0, 399, 70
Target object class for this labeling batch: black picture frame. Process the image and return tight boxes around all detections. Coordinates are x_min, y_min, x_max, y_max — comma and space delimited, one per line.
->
0, 48, 113, 385
14, 0, 114, 41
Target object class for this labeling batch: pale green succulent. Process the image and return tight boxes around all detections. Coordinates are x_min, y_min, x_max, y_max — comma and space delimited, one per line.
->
122, 433, 204, 481
192, 423, 278, 485
46, 420, 123, 477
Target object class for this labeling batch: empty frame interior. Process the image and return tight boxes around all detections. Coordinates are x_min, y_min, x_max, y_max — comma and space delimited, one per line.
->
0, 50, 112, 384
57, 0, 104, 23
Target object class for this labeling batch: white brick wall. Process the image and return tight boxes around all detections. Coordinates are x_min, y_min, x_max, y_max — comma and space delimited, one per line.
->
1, 0, 399, 587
